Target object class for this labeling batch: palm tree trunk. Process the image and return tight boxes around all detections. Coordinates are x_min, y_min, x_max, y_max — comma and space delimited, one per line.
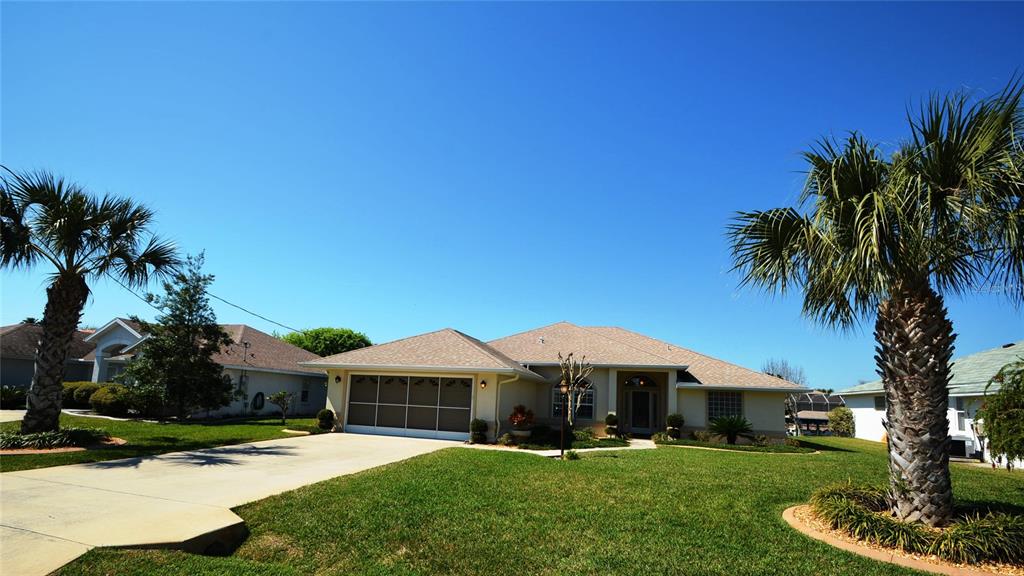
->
874, 282, 955, 527
21, 275, 89, 433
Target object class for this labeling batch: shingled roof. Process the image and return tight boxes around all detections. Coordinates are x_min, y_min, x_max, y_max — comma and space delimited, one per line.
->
302, 328, 543, 379
212, 325, 326, 375
488, 322, 805, 390
0, 323, 95, 361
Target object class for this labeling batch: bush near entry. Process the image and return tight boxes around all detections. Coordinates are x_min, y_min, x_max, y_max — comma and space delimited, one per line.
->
90, 385, 129, 416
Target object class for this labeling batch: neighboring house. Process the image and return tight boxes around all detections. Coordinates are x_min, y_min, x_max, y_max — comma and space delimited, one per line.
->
301, 321, 808, 441
0, 323, 94, 388
83, 318, 328, 417
787, 391, 845, 435
838, 340, 1023, 463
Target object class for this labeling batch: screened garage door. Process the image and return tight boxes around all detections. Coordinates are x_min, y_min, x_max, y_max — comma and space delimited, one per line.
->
346, 374, 473, 440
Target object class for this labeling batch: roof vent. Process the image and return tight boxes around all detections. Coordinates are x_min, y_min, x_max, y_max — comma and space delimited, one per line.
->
1003, 342, 1016, 348
539, 336, 545, 344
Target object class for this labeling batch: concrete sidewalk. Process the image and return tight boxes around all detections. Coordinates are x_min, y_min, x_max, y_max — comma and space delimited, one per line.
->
0, 433, 460, 575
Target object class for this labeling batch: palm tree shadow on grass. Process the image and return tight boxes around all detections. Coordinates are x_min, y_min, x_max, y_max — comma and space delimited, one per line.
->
791, 439, 855, 453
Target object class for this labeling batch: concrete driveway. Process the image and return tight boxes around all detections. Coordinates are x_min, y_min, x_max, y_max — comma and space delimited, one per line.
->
0, 433, 460, 575
0, 410, 26, 423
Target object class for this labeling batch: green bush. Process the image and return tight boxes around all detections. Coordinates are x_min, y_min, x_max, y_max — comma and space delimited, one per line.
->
709, 415, 753, 444
62, 381, 89, 406
316, 409, 335, 430
124, 384, 166, 417
785, 437, 802, 448
809, 483, 1024, 564
929, 512, 1024, 565
497, 433, 516, 446
573, 427, 595, 441
469, 419, 488, 444
651, 431, 673, 444
604, 413, 618, 427
1, 386, 27, 408
90, 384, 129, 416
0, 427, 109, 449
73, 382, 102, 406
666, 413, 684, 429
563, 450, 580, 461
693, 430, 713, 442
604, 425, 619, 438
828, 406, 855, 437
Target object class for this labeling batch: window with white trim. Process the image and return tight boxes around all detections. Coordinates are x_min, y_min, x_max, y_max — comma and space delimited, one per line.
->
707, 391, 743, 421
874, 396, 886, 411
552, 385, 594, 420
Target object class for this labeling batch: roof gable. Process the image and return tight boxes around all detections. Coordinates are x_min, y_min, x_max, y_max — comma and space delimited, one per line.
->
487, 322, 685, 368
0, 323, 95, 361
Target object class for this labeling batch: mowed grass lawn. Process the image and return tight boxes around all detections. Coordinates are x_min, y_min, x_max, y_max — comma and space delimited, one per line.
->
59, 438, 1024, 576
0, 413, 316, 472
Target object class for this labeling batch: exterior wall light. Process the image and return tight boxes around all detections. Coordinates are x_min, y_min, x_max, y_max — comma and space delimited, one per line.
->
334, 375, 342, 384
480, 380, 487, 389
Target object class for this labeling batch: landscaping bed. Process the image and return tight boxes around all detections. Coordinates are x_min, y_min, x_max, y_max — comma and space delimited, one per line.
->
0, 413, 320, 472
653, 437, 816, 454
55, 437, 1024, 576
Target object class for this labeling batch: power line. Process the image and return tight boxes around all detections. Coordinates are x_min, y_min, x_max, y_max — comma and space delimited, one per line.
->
105, 273, 301, 334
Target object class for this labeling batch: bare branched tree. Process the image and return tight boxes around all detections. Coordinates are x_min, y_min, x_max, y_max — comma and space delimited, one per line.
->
557, 352, 594, 429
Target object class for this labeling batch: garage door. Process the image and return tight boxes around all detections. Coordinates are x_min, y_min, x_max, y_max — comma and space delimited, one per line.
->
345, 374, 473, 440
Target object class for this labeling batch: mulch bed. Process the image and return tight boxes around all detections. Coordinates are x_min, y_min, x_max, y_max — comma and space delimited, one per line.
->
0, 436, 127, 455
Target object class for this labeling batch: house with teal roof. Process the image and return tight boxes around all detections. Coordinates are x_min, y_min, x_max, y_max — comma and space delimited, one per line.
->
838, 340, 1022, 463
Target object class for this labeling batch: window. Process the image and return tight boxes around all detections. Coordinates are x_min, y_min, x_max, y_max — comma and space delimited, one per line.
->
552, 386, 594, 420
301, 382, 311, 403
874, 396, 886, 411
707, 391, 742, 421
954, 397, 966, 431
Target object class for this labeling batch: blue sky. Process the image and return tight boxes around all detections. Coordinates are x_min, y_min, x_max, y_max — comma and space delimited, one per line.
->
2, 2, 1022, 391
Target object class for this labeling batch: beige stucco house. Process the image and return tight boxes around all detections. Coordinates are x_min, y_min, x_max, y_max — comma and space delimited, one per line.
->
301, 321, 807, 441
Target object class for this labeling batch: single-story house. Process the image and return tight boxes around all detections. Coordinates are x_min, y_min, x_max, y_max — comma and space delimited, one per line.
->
80, 317, 328, 417
838, 340, 1022, 464
1, 323, 94, 388
300, 321, 808, 441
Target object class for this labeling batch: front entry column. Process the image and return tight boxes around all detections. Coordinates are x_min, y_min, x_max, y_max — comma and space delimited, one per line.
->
91, 353, 108, 383
667, 370, 678, 415
607, 369, 617, 415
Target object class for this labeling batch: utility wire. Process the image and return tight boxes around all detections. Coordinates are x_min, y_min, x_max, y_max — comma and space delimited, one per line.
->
105, 273, 301, 334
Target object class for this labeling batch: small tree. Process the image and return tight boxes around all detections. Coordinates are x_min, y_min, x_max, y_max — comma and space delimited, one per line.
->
268, 391, 293, 424
977, 360, 1024, 471
828, 406, 855, 437
281, 328, 371, 357
557, 352, 594, 429
120, 254, 234, 418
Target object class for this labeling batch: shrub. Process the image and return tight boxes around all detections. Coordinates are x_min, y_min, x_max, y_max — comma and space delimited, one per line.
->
90, 384, 129, 416
666, 413, 684, 429
604, 412, 618, 426
651, 431, 673, 444
0, 427, 109, 449
693, 430, 713, 442
125, 384, 166, 417
497, 433, 516, 446
508, 405, 534, 429
929, 512, 1024, 565
62, 381, 93, 406
977, 360, 1024, 469
469, 418, 488, 444
604, 425, 619, 438
752, 434, 770, 447
811, 482, 888, 511
1, 385, 27, 409
563, 450, 580, 461
828, 406, 855, 437
785, 437, 802, 448
811, 487, 929, 553
573, 427, 595, 441
317, 409, 335, 430
74, 382, 102, 406
709, 415, 753, 444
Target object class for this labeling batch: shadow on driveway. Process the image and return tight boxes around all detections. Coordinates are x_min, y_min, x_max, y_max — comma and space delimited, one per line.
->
84, 444, 300, 469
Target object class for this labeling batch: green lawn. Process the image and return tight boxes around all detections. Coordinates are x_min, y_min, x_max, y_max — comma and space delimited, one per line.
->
57, 437, 1024, 576
0, 414, 316, 472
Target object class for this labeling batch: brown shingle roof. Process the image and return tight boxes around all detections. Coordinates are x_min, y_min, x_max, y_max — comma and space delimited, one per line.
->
0, 324, 95, 361
487, 322, 804, 390
214, 325, 325, 375
302, 328, 543, 379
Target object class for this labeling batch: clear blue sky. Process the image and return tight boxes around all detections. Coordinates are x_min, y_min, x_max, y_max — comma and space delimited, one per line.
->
2, 2, 1022, 391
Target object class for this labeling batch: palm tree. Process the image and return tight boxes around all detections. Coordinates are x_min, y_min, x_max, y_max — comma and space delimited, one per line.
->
709, 415, 753, 445
728, 81, 1023, 526
1, 168, 178, 433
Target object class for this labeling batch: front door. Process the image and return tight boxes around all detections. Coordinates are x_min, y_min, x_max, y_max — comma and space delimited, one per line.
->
629, 390, 656, 434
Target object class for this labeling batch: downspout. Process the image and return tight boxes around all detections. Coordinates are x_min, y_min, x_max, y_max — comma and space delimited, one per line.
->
494, 374, 520, 440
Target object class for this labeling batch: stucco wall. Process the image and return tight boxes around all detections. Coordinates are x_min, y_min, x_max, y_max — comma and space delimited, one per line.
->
199, 368, 326, 418
1, 358, 93, 389
743, 391, 788, 434
847, 394, 886, 442
678, 389, 706, 428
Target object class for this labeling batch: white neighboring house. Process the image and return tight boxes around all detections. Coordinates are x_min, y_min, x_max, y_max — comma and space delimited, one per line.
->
84, 318, 327, 417
838, 339, 1023, 466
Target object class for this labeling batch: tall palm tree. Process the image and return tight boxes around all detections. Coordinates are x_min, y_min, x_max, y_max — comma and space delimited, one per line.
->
728, 81, 1023, 527
1, 168, 178, 433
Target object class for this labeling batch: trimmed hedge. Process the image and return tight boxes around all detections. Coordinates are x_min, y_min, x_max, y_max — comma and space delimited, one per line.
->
0, 427, 110, 449
73, 382, 102, 406
809, 483, 1024, 565
316, 409, 335, 430
90, 384, 129, 416
1, 385, 27, 409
